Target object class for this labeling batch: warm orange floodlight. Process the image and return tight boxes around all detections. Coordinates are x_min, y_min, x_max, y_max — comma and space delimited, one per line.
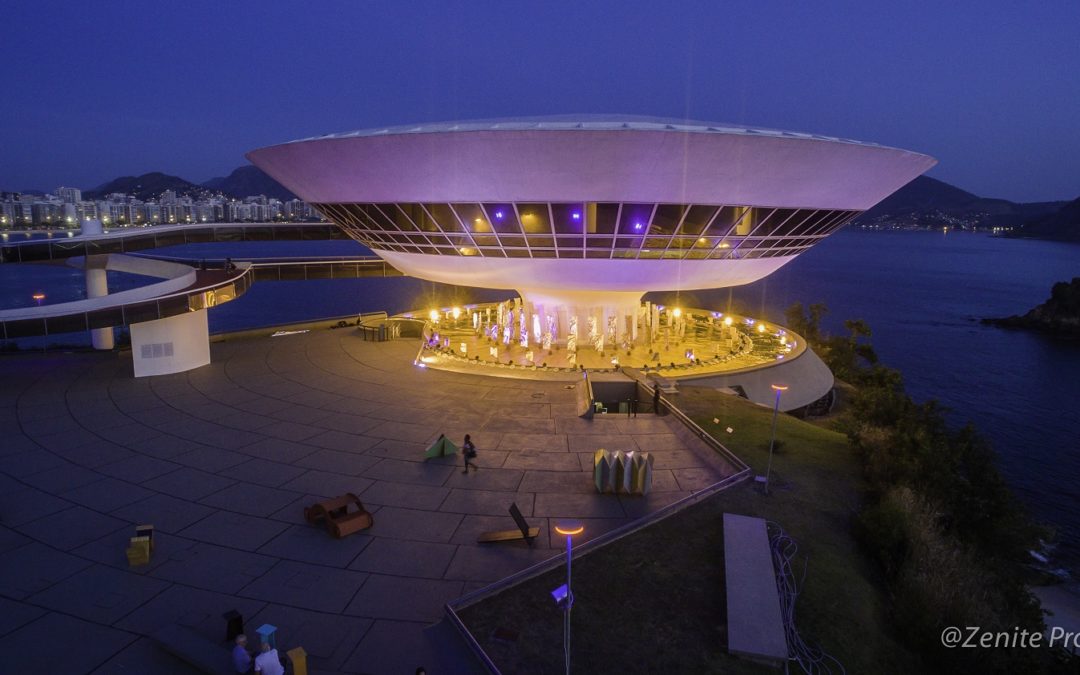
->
771, 384, 789, 391
554, 523, 584, 536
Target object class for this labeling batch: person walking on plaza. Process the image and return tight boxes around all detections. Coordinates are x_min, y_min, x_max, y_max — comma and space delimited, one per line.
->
232, 635, 252, 673
462, 433, 478, 473
653, 385, 661, 415
254, 642, 284, 675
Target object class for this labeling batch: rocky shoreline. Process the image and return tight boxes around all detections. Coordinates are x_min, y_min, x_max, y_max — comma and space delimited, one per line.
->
983, 277, 1080, 338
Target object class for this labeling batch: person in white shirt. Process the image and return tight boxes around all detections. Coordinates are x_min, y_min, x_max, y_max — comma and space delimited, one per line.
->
254, 642, 285, 675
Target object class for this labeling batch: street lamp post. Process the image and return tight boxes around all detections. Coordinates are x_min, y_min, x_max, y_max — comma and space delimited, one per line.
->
764, 384, 788, 495
553, 521, 584, 675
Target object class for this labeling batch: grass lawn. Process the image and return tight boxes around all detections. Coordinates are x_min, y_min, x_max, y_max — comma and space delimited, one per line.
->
457, 386, 919, 674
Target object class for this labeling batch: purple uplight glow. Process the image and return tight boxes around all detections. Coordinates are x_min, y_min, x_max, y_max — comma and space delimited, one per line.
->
571, 211, 581, 220
494, 210, 504, 219
634, 222, 643, 231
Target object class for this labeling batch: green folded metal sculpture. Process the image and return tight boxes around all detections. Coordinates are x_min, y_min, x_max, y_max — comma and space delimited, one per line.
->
424, 434, 460, 459
593, 449, 652, 495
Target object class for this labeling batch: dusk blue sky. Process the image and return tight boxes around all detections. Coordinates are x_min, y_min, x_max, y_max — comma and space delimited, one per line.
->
2, 1, 1078, 202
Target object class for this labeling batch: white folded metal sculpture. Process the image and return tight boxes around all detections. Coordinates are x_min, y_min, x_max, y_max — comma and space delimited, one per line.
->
593, 449, 653, 495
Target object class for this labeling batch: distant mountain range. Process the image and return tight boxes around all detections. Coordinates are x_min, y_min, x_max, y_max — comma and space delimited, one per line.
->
83, 165, 294, 201
201, 165, 297, 201
854, 176, 1074, 237
1010, 196, 1080, 242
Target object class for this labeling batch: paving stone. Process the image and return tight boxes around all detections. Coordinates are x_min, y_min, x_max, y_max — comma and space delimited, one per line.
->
439, 464, 522, 490
200, 482, 301, 517
151, 542, 277, 595
17, 505, 128, 551
89, 635, 204, 674
224, 458, 307, 488
649, 449, 711, 469
363, 458, 456, 487
97, 422, 164, 444
672, 466, 724, 491
567, 433, 640, 453
534, 492, 627, 519
359, 480, 451, 510
143, 466, 237, 501
495, 433, 568, 452
1, 611, 137, 674
364, 438, 433, 461
28, 563, 171, 625
305, 429, 382, 453
181, 511, 289, 551
367, 506, 463, 544
295, 448, 382, 475
279, 470, 374, 498
0, 596, 45, 640
0, 526, 30, 555
633, 432, 691, 452
240, 559, 369, 613
366, 420, 438, 443
171, 445, 248, 472
124, 433, 203, 459
349, 538, 458, 578
346, 574, 463, 622
342, 619, 447, 675
112, 493, 216, 534
439, 489, 535, 519
442, 544, 554, 583
20, 463, 102, 494
0, 542, 92, 599
502, 450, 583, 472
1, 449, 67, 478
257, 524, 373, 567
518, 470, 596, 494
63, 439, 137, 468
115, 584, 266, 640
309, 412, 380, 435
0, 485, 72, 527
99, 455, 182, 482
241, 437, 319, 464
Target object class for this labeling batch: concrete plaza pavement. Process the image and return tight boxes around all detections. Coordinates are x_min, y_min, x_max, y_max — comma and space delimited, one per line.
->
0, 330, 738, 674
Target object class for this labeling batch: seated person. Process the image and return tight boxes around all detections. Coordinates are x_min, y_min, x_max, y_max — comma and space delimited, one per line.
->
232, 635, 252, 673
254, 642, 285, 675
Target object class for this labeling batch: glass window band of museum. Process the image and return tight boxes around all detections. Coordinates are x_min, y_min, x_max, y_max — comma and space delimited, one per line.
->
315, 202, 859, 260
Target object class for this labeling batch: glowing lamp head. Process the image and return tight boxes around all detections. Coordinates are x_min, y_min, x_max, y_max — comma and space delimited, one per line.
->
723, 316, 733, 326
771, 384, 789, 392
494, 210, 504, 219
672, 308, 682, 318
571, 211, 581, 220
633, 222, 643, 231
452, 307, 461, 320
429, 310, 440, 322
757, 323, 766, 333
32, 293, 46, 301
554, 520, 584, 537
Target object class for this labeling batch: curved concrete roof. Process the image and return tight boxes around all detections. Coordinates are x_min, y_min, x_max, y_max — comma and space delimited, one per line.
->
247, 115, 936, 211
285, 114, 888, 149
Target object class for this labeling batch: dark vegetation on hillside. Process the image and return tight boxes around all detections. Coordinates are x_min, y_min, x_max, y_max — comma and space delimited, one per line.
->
786, 302, 1072, 673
